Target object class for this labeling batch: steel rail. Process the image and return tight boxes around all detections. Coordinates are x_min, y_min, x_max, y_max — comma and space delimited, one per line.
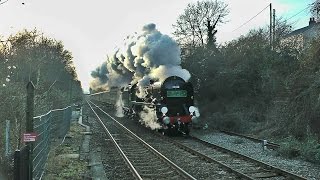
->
89, 100, 197, 180
86, 100, 143, 180
220, 130, 280, 149
155, 133, 254, 180
189, 135, 307, 180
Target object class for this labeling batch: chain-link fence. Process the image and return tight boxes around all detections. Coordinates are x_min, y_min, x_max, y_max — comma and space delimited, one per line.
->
14, 106, 72, 180
33, 106, 72, 179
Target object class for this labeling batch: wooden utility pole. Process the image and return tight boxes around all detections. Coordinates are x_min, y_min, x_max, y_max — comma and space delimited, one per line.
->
273, 9, 276, 45
270, 3, 272, 48
26, 81, 35, 180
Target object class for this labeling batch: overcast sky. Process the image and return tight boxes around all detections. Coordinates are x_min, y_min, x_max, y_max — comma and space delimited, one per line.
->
0, 0, 314, 92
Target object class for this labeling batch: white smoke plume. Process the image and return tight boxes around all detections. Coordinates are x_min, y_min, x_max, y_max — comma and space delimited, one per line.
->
139, 106, 161, 130
115, 91, 124, 117
90, 23, 190, 93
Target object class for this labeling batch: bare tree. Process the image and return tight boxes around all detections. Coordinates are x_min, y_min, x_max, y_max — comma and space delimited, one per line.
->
311, 0, 320, 21
173, 0, 229, 48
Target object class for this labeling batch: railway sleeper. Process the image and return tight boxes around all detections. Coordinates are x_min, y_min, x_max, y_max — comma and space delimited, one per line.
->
140, 169, 180, 176
130, 161, 164, 166
140, 171, 181, 179
138, 167, 173, 173
122, 149, 149, 154
251, 172, 280, 179
243, 169, 271, 174
129, 159, 161, 164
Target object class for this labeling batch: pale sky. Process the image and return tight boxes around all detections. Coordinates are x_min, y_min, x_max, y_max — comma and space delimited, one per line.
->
0, 0, 314, 92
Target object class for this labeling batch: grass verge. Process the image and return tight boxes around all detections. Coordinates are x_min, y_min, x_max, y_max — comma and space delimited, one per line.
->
43, 121, 88, 179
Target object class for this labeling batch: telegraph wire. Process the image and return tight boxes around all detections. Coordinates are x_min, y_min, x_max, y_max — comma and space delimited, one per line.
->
232, 4, 270, 32
285, 5, 312, 22
0, 0, 9, 5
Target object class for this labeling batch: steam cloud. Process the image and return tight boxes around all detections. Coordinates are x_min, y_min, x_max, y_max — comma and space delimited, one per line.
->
139, 106, 161, 130
90, 23, 191, 129
89, 23, 190, 92
115, 91, 124, 118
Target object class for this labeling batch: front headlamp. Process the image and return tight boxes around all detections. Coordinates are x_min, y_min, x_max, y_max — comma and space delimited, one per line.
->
161, 106, 168, 114
163, 116, 170, 124
189, 106, 196, 113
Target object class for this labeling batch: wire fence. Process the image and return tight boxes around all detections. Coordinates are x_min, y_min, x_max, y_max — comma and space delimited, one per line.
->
33, 106, 72, 179
14, 106, 72, 180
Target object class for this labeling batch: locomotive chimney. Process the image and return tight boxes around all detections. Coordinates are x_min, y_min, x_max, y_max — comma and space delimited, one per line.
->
309, 17, 316, 26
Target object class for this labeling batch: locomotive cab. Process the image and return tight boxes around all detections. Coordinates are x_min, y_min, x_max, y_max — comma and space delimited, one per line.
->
126, 76, 198, 135
159, 76, 197, 135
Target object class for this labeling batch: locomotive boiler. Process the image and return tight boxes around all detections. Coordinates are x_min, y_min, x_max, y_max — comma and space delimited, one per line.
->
126, 76, 199, 135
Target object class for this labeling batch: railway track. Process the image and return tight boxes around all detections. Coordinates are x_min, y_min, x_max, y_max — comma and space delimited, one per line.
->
87, 100, 196, 180
220, 130, 280, 149
169, 135, 307, 180
116, 116, 305, 180
88, 99, 308, 179
89, 100, 247, 179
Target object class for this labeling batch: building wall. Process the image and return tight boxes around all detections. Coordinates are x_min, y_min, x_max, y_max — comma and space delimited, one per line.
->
304, 25, 320, 44
280, 34, 304, 52
281, 23, 320, 50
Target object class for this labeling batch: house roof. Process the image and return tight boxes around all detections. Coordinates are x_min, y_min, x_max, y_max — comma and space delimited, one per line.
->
285, 22, 320, 37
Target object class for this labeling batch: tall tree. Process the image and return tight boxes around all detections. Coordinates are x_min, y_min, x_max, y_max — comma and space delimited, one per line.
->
311, 0, 320, 21
173, 0, 229, 48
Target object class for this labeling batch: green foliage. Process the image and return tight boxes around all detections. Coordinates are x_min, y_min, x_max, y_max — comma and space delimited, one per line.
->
181, 29, 276, 131
278, 136, 301, 158
178, 14, 320, 164
278, 135, 320, 164
0, 29, 83, 170
300, 136, 320, 163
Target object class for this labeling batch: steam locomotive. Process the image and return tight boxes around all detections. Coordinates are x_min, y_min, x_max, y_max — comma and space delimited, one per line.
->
124, 76, 199, 135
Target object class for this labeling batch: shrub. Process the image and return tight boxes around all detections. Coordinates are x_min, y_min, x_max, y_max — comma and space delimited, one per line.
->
278, 136, 301, 158
277, 135, 320, 164
300, 135, 320, 164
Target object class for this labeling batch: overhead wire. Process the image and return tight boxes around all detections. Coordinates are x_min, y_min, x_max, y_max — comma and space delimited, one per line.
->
0, 0, 9, 5
232, 4, 270, 32
232, 3, 313, 32
285, 4, 312, 22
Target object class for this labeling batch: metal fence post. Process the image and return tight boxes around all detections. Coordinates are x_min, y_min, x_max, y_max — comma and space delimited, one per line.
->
5, 120, 10, 157
67, 107, 71, 133
26, 82, 35, 180
14, 150, 20, 180
16, 103, 73, 179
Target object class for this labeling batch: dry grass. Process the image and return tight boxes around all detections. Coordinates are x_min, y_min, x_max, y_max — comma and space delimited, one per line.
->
43, 121, 88, 179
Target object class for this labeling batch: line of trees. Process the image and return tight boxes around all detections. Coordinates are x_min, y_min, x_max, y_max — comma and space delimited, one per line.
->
174, 0, 320, 163
0, 29, 83, 172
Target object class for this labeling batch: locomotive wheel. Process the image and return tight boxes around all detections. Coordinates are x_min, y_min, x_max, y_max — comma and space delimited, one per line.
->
157, 129, 165, 135
183, 123, 190, 135
185, 126, 190, 135
168, 125, 179, 136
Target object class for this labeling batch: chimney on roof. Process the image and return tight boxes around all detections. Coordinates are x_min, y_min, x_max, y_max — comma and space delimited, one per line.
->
309, 17, 316, 26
